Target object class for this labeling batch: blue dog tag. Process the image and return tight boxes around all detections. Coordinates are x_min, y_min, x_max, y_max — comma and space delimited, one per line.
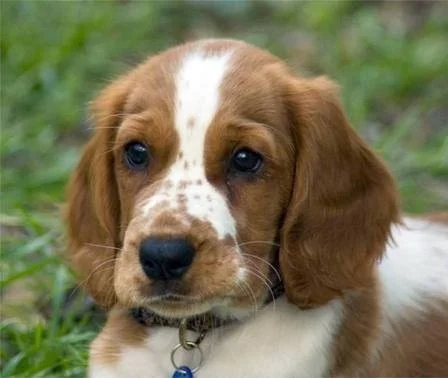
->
172, 366, 193, 378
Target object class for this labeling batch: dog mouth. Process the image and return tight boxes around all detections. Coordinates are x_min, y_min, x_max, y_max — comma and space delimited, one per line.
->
149, 293, 202, 304
142, 294, 217, 318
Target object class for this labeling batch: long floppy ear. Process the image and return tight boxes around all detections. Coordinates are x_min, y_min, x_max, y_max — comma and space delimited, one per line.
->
66, 76, 131, 309
280, 76, 400, 309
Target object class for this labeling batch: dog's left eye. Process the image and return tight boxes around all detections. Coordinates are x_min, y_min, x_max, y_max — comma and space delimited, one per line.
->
124, 141, 149, 170
230, 148, 263, 174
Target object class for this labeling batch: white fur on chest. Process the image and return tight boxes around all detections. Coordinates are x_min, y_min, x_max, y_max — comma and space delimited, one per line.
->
89, 297, 343, 378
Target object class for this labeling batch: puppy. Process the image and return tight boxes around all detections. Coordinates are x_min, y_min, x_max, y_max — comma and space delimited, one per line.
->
67, 39, 448, 377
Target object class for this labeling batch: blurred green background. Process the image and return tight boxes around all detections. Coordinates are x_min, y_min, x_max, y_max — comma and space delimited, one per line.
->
1, 1, 447, 376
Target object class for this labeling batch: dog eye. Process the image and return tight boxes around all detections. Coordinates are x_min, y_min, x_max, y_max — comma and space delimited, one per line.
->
124, 141, 149, 170
230, 148, 263, 174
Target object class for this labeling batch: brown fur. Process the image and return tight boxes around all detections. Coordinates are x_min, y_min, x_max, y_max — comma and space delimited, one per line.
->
66, 75, 133, 308
368, 300, 448, 377
90, 306, 147, 365
280, 76, 400, 308
330, 283, 381, 376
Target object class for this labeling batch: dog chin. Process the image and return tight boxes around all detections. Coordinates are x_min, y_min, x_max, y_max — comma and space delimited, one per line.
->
145, 299, 215, 319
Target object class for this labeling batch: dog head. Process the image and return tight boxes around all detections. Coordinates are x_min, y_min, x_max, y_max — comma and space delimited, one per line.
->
67, 39, 399, 318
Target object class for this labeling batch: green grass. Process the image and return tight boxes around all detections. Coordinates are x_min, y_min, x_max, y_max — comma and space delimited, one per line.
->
1, 1, 447, 376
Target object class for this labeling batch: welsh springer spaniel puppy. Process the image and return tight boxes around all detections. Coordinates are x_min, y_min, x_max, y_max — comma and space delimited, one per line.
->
66, 39, 448, 377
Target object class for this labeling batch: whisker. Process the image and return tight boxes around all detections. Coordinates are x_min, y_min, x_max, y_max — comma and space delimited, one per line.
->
85, 243, 121, 251
242, 267, 277, 313
73, 257, 117, 295
69, 265, 114, 301
236, 279, 259, 314
97, 143, 125, 157
237, 240, 280, 248
104, 274, 117, 305
241, 259, 274, 286
242, 253, 282, 283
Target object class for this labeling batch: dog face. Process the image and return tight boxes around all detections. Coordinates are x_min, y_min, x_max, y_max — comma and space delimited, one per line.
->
67, 40, 398, 318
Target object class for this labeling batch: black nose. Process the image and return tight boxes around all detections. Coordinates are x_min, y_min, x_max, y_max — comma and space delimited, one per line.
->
139, 237, 195, 280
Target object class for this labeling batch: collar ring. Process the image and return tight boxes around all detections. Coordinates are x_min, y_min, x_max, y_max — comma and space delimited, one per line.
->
171, 341, 204, 374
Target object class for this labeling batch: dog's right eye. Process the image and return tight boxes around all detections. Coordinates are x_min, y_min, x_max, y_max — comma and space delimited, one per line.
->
124, 141, 149, 170
229, 148, 263, 175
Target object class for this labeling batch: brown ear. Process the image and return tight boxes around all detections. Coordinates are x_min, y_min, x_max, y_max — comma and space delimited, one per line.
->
66, 76, 131, 309
280, 76, 400, 308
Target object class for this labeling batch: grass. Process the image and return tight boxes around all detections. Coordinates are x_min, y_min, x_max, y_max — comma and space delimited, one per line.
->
1, 1, 447, 376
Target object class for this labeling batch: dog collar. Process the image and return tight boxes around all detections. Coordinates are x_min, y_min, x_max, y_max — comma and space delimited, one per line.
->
130, 307, 233, 332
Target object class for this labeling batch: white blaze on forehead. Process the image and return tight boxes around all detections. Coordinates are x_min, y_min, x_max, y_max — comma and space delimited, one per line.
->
143, 49, 237, 240
175, 50, 232, 158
